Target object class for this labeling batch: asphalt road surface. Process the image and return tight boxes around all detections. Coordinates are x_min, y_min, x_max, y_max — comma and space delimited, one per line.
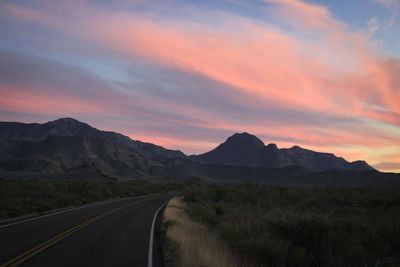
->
0, 194, 174, 267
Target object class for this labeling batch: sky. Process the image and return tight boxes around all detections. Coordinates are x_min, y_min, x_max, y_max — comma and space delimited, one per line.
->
0, 0, 399, 172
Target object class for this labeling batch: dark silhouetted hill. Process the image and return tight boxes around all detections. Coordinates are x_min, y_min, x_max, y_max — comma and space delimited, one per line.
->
0, 118, 186, 159
192, 132, 375, 172
1, 119, 398, 187
0, 136, 158, 179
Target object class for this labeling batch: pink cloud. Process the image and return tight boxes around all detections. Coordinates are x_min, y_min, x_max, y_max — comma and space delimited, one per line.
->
0, 2, 64, 28
262, 0, 343, 37
0, 85, 105, 115
82, 13, 400, 126
1, 0, 400, 171
5, 0, 398, 124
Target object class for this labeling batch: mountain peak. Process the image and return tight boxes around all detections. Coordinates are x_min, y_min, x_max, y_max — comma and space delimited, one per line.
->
266, 143, 278, 150
47, 117, 87, 125
52, 117, 79, 122
225, 132, 265, 149
42, 117, 95, 135
194, 132, 375, 172
193, 132, 266, 165
0, 118, 186, 159
350, 160, 376, 171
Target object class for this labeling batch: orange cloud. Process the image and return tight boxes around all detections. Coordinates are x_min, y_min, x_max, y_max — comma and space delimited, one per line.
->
262, 0, 343, 37
84, 13, 399, 125
4, 1, 399, 124
0, 85, 105, 115
1, 0, 400, 171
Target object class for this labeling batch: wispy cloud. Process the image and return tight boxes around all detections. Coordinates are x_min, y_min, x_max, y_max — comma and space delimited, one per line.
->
373, 0, 400, 11
367, 16, 380, 35
0, 0, 400, 171
262, 0, 342, 36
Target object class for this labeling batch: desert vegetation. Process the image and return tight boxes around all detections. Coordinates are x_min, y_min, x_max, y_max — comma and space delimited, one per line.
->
2, 178, 400, 266
0, 178, 184, 220
182, 183, 400, 267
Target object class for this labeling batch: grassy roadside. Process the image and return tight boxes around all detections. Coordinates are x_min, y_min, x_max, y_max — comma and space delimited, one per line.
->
0, 179, 186, 220
4, 179, 400, 266
162, 197, 245, 267
182, 183, 400, 266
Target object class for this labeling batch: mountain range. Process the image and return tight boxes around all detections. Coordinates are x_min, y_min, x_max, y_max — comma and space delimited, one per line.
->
0, 118, 185, 159
191, 132, 374, 171
0, 118, 398, 186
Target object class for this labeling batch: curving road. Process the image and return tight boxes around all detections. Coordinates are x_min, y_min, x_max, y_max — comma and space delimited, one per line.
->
0, 194, 173, 267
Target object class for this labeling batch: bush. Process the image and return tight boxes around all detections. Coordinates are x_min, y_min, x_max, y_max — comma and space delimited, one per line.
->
183, 183, 400, 266
0, 179, 187, 219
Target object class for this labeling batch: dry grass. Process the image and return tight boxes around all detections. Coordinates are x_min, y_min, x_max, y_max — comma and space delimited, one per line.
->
163, 197, 245, 267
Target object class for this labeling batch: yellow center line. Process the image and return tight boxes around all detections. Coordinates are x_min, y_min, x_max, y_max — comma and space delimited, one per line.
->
1, 198, 154, 267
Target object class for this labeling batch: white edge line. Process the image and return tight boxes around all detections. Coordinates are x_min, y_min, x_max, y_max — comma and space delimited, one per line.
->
0, 193, 162, 229
148, 200, 168, 267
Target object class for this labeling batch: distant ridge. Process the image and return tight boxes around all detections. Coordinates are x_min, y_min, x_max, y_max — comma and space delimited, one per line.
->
0, 120, 376, 172
0, 136, 153, 179
0, 118, 186, 159
191, 132, 375, 172
1, 118, 392, 186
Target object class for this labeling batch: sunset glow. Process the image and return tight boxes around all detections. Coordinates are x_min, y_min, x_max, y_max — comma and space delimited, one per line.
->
1, 0, 399, 172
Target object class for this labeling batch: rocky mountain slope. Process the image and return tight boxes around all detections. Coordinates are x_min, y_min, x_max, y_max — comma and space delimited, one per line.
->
2, 118, 396, 186
0, 136, 159, 179
192, 132, 375, 171
0, 118, 186, 159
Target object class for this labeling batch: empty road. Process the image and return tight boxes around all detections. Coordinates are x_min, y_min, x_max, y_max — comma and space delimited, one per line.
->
0, 194, 173, 267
